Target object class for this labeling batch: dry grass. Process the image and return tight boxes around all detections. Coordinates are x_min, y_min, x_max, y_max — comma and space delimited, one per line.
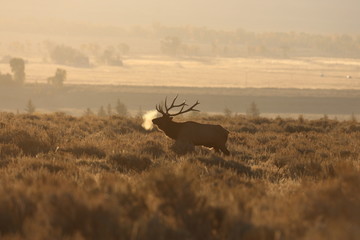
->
2, 57, 360, 89
0, 112, 359, 239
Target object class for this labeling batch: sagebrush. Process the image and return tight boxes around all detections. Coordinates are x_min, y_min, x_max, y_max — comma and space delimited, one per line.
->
0, 112, 359, 240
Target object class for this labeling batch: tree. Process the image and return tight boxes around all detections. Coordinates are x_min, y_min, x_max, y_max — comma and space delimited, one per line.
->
223, 107, 232, 117
10, 58, 25, 84
47, 68, 66, 87
50, 45, 90, 67
97, 106, 107, 117
246, 102, 260, 118
25, 99, 36, 114
350, 113, 357, 122
107, 104, 112, 116
161, 37, 182, 56
84, 108, 94, 116
115, 99, 128, 116
100, 48, 123, 66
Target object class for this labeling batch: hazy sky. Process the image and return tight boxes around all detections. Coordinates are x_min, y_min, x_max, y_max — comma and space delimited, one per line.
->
2, 0, 360, 33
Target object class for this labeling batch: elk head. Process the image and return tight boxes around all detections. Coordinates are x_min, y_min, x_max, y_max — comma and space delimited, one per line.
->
152, 95, 200, 131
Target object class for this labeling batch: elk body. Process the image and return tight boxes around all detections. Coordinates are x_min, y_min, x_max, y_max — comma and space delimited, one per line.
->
152, 96, 230, 155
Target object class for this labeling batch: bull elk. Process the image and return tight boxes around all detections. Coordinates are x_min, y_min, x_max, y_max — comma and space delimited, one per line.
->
152, 96, 230, 155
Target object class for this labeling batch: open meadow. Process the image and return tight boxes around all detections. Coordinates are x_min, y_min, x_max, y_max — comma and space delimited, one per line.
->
1, 56, 360, 89
0, 112, 359, 239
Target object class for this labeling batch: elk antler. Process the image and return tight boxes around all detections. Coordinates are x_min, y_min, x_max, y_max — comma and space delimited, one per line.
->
156, 95, 200, 117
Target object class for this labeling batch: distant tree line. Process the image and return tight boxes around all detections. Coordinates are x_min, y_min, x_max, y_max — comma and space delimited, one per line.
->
45, 43, 126, 67
0, 56, 67, 87
3, 25, 360, 59
84, 99, 128, 117
155, 25, 360, 58
80, 43, 127, 66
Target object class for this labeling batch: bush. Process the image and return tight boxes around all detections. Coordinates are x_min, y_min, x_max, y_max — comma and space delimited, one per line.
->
0, 129, 50, 156
140, 140, 165, 158
107, 153, 152, 173
0, 191, 36, 235
0, 143, 22, 159
63, 144, 106, 159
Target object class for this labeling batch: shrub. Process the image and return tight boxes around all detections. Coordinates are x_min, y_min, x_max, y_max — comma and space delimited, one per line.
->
63, 144, 106, 159
107, 153, 152, 173
0, 143, 22, 159
0, 129, 50, 156
0, 190, 36, 235
140, 140, 165, 158
150, 170, 226, 239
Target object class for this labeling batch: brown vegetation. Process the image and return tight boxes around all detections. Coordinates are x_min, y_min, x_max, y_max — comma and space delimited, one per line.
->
0, 112, 359, 239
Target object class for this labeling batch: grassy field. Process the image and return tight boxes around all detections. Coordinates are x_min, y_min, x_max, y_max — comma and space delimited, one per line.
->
0, 112, 359, 239
1, 56, 360, 89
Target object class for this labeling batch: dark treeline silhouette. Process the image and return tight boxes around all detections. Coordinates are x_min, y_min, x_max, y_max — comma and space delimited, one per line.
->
155, 26, 360, 58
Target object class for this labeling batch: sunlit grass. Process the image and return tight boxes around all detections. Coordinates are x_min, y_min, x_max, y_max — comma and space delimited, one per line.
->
1, 56, 359, 89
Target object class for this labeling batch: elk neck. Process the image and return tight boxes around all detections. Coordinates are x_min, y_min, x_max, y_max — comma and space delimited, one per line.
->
159, 119, 182, 140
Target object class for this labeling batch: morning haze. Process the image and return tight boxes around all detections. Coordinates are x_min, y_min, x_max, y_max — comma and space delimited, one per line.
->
1, 1, 360, 239
0, 0, 360, 117
2, 0, 360, 33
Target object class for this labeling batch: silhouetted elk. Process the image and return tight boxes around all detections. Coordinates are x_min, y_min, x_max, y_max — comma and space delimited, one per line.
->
152, 96, 230, 155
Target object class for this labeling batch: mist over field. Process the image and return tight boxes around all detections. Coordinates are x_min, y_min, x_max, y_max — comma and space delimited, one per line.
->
2, 0, 360, 33
1, 1, 360, 239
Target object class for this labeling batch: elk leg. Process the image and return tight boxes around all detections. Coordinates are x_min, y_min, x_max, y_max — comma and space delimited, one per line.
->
220, 146, 230, 156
